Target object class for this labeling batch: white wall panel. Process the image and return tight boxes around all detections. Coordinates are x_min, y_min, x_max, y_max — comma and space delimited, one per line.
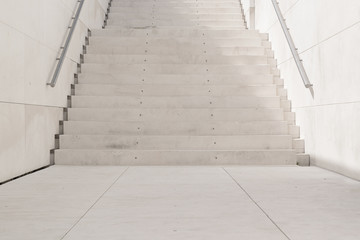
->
253, 0, 360, 179
0, 0, 108, 182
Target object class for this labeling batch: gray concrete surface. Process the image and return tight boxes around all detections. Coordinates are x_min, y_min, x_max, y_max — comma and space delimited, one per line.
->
1, 166, 360, 240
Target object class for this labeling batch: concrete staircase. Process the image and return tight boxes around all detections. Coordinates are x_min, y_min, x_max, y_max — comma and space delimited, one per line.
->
54, 0, 310, 166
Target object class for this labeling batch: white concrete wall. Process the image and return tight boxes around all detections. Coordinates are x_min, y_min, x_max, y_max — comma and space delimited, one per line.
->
0, 0, 108, 182
252, 0, 360, 180
241, 0, 255, 29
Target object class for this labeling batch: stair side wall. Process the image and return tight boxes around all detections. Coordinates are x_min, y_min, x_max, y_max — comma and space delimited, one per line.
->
0, 0, 109, 183
248, 0, 360, 180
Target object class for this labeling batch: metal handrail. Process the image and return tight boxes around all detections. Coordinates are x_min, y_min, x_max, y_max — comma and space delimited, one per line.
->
47, 0, 85, 87
271, 0, 312, 88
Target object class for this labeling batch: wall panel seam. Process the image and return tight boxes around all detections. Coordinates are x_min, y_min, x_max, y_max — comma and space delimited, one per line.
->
0, 20, 82, 64
277, 19, 360, 66
293, 100, 360, 110
0, 101, 65, 109
264, 0, 302, 32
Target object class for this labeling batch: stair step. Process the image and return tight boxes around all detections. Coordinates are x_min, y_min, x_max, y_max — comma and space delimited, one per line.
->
80, 63, 271, 75
74, 84, 277, 96
296, 154, 310, 166
111, 0, 241, 2
289, 125, 300, 138
67, 108, 285, 122
70, 96, 280, 108
89, 37, 263, 47
59, 135, 293, 150
110, 7, 243, 14
293, 139, 305, 153
63, 120, 290, 135
87, 45, 266, 56
111, 2, 241, 8
107, 21, 245, 28
105, 26, 246, 32
55, 149, 297, 165
108, 13, 244, 21
77, 73, 275, 85
84, 54, 268, 65
91, 29, 268, 39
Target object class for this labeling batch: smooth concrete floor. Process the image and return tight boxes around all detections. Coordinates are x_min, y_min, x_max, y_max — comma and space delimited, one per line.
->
1, 166, 360, 240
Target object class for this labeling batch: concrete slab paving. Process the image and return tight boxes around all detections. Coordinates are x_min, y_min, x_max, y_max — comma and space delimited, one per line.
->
225, 167, 360, 240
61, 167, 287, 240
1, 166, 360, 240
0, 166, 128, 240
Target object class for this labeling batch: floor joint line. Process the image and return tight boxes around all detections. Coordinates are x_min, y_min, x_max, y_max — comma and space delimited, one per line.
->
223, 168, 292, 240
59, 167, 130, 240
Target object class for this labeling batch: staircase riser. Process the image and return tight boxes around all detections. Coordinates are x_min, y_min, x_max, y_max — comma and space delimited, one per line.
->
107, 22, 245, 28
91, 29, 268, 39
71, 96, 281, 108
108, 14, 244, 21
74, 85, 277, 96
55, 150, 297, 165
63, 121, 289, 136
59, 135, 292, 150
77, 73, 275, 85
110, 7, 243, 14
111, 2, 241, 7
67, 109, 285, 122
106, 26, 246, 31
87, 46, 266, 56
111, 0, 241, 2
84, 54, 268, 65
89, 38, 262, 47
80, 64, 271, 75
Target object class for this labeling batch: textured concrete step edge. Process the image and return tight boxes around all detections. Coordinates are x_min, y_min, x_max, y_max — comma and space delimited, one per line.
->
54, 149, 297, 165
